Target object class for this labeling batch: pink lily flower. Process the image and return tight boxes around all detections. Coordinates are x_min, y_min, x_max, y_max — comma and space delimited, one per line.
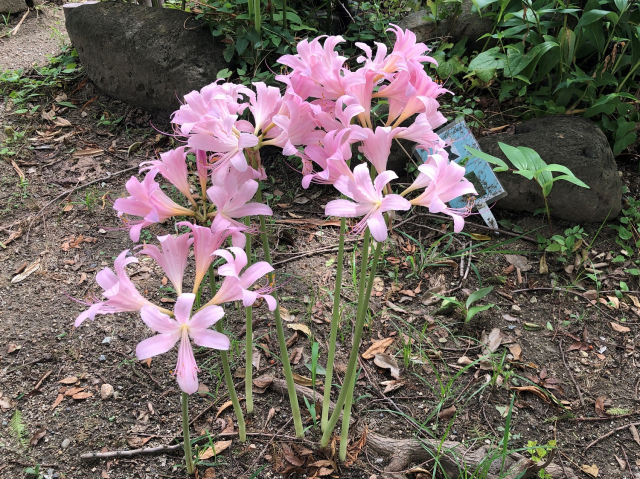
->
176, 222, 235, 293
137, 233, 193, 296
359, 126, 396, 174
213, 247, 277, 310
187, 115, 258, 172
266, 95, 323, 155
206, 172, 272, 232
409, 154, 477, 232
248, 82, 283, 134
140, 147, 195, 205
114, 170, 195, 242
136, 293, 229, 394
300, 128, 356, 188
384, 24, 437, 74
325, 163, 411, 242
74, 250, 154, 327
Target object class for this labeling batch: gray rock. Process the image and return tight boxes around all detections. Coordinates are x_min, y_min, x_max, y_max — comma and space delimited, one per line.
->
477, 116, 622, 223
398, 0, 494, 53
61, 438, 71, 449
65, 2, 228, 118
0, 0, 36, 14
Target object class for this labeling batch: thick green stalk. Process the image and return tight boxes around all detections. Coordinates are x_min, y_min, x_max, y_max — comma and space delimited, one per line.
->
181, 393, 195, 475
244, 217, 254, 414
209, 265, 246, 442
255, 188, 304, 437
321, 217, 346, 432
320, 229, 371, 448
282, 0, 287, 29
338, 239, 382, 461
254, 0, 261, 34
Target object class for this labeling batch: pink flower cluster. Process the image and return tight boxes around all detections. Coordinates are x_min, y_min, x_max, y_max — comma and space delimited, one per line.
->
74, 228, 276, 394
76, 25, 477, 395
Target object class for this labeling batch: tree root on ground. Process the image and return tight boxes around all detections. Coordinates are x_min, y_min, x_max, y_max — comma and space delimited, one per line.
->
268, 378, 578, 479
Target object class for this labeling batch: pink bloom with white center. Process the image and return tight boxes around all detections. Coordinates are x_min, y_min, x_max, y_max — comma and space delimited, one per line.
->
247, 82, 283, 134
206, 171, 272, 232
213, 247, 277, 310
140, 147, 194, 204
74, 250, 154, 327
384, 24, 437, 74
113, 170, 194, 242
188, 115, 258, 172
137, 233, 193, 296
176, 222, 236, 293
300, 128, 356, 189
136, 293, 229, 394
325, 163, 411, 242
359, 126, 396, 174
409, 154, 477, 232
266, 95, 323, 155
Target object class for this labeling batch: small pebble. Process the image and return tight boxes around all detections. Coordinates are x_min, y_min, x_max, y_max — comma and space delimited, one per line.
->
511, 305, 522, 313
579, 351, 588, 358
61, 438, 71, 449
99, 355, 106, 362
529, 296, 537, 304
102, 337, 111, 344
101, 384, 114, 399
98, 228, 106, 234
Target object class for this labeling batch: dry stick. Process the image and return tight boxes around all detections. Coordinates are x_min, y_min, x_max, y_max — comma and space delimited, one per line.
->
10, 9, 29, 36
575, 412, 638, 421
585, 421, 640, 450
559, 339, 584, 407
81, 444, 182, 462
620, 443, 633, 478
242, 418, 292, 478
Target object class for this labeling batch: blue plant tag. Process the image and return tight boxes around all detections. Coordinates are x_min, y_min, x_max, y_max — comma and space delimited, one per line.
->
414, 119, 507, 230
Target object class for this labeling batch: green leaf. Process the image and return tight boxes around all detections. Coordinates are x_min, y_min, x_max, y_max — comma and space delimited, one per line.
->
235, 37, 250, 55
465, 146, 509, 171
466, 286, 493, 309
576, 10, 611, 28
614, 0, 628, 12
466, 304, 494, 322
57, 101, 77, 108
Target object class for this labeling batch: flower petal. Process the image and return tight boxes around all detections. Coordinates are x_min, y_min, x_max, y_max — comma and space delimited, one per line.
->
190, 329, 230, 350
367, 211, 388, 242
174, 293, 196, 324
140, 305, 178, 334
136, 331, 180, 360
189, 305, 225, 330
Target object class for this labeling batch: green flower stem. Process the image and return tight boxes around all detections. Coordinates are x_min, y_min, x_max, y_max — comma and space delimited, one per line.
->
209, 265, 246, 442
181, 392, 195, 475
320, 228, 371, 448
321, 217, 346, 432
255, 187, 304, 438
244, 217, 254, 414
338, 239, 382, 461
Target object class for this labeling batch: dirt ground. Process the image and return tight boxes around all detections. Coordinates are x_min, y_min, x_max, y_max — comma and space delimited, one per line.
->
0, 4, 69, 72
1, 17, 640, 479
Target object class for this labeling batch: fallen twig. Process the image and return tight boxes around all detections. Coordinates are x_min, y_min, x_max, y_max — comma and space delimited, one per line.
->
81, 444, 182, 461
10, 10, 29, 36
585, 421, 640, 450
559, 339, 584, 407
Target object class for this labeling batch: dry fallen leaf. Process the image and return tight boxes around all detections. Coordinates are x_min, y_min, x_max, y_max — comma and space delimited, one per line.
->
510, 386, 550, 403
50, 394, 64, 411
504, 254, 531, 272
216, 400, 234, 418
11, 260, 40, 284
362, 337, 394, 360
539, 255, 548, 274
594, 396, 608, 417
6, 342, 21, 354
292, 373, 320, 387
381, 380, 404, 393
614, 455, 626, 470
373, 277, 384, 292
610, 322, 630, 333
59, 376, 79, 385
438, 405, 456, 420
508, 344, 523, 361
580, 464, 599, 478
483, 328, 502, 352
199, 440, 233, 459
72, 392, 93, 400
73, 148, 104, 158
30, 428, 47, 446
279, 306, 295, 322
287, 323, 311, 336
126, 436, 153, 447
252, 375, 273, 390
373, 353, 400, 379
629, 424, 640, 446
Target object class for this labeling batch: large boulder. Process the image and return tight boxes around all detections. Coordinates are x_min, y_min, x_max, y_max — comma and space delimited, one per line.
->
65, 2, 228, 118
0, 0, 39, 14
398, 0, 493, 52
477, 116, 622, 223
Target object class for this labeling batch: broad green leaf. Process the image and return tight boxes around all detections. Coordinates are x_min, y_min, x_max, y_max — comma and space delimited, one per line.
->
466, 286, 494, 309
576, 9, 611, 28
466, 304, 495, 322
465, 146, 509, 171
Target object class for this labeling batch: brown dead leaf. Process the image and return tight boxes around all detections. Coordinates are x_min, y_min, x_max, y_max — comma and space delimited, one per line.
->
72, 392, 93, 400
504, 254, 531, 272
7, 342, 21, 354
508, 344, 522, 361
54, 117, 72, 127
50, 394, 64, 411
580, 464, 598, 478
362, 337, 394, 360
594, 396, 607, 417
373, 353, 400, 379
438, 405, 457, 420
199, 440, 232, 459
11, 260, 40, 284
539, 255, 548, 274
629, 424, 640, 446
510, 386, 550, 403
287, 323, 310, 336
279, 306, 295, 322
64, 387, 86, 397
73, 148, 104, 158
30, 428, 47, 446
126, 436, 152, 447
216, 399, 245, 418
483, 328, 502, 352
610, 322, 630, 333
252, 375, 273, 390
607, 296, 620, 309
264, 407, 275, 429
381, 380, 404, 393
614, 455, 626, 470
289, 347, 304, 365
59, 376, 78, 385
292, 373, 320, 387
